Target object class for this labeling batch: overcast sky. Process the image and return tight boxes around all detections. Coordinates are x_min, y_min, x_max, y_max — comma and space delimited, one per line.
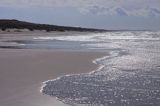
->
0, 0, 160, 30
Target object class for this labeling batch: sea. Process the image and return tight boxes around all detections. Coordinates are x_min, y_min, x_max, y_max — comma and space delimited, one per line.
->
1, 31, 160, 106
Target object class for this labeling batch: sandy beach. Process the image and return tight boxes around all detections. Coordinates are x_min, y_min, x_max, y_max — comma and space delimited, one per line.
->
0, 49, 106, 106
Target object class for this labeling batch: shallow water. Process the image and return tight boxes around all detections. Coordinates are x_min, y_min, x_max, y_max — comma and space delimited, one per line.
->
41, 31, 160, 106
1, 31, 160, 106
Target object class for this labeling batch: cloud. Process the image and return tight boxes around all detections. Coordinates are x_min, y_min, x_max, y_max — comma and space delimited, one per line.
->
0, 0, 160, 17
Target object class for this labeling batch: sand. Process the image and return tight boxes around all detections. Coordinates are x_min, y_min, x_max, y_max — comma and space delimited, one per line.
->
0, 49, 106, 106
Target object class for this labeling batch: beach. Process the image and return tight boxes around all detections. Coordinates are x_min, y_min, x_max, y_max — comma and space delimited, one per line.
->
0, 31, 160, 106
0, 49, 106, 106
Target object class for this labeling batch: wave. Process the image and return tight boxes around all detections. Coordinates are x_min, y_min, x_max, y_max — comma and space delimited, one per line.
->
40, 31, 160, 106
40, 51, 115, 106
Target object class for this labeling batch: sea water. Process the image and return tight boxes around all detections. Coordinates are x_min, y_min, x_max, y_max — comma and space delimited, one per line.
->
40, 31, 160, 106
1, 31, 160, 106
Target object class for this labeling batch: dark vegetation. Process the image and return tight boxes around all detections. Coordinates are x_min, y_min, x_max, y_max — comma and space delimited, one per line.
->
0, 19, 107, 32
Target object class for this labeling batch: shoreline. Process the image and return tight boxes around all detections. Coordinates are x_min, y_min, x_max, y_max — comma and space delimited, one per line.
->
40, 54, 110, 106
0, 49, 107, 106
40, 53, 110, 92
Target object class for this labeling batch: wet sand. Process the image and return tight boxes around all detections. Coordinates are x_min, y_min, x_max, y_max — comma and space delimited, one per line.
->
0, 49, 106, 106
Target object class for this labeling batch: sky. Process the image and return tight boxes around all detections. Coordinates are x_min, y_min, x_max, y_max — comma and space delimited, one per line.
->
0, 0, 160, 30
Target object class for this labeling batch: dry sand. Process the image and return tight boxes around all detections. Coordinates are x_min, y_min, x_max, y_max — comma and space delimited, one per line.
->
0, 49, 106, 106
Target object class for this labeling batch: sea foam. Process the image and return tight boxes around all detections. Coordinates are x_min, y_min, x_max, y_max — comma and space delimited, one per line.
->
41, 31, 160, 106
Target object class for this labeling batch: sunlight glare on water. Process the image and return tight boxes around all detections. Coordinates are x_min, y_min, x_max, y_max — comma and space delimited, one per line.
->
41, 31, 160, 106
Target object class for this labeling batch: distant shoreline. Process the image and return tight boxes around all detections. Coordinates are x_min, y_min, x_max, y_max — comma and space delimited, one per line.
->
0, 19, 107, 32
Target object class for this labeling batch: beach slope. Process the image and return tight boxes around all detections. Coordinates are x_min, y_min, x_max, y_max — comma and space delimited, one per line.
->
0, 49, 105, 106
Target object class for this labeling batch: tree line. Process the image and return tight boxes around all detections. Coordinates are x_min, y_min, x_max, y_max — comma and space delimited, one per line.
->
0, 19, 106, 32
